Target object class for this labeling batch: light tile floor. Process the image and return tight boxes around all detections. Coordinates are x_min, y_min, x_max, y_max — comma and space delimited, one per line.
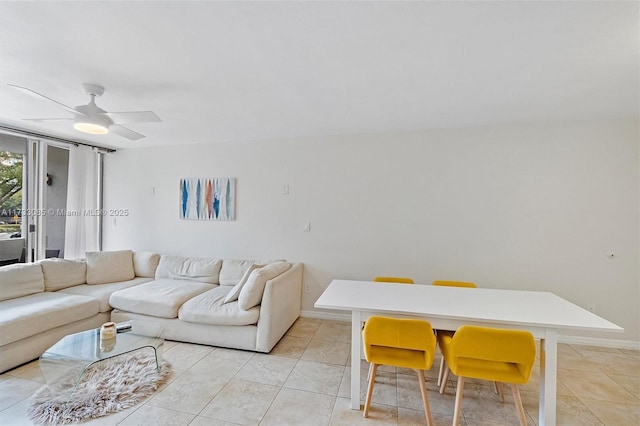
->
0, 318, 638, 425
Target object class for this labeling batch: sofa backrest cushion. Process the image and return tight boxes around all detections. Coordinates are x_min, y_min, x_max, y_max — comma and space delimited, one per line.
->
86, 250, 135, 285
219, 259, 260, 286
40, 258, 87, 291
238, 261, 291, 310
133, 251, 161, 278
155, 255, 222, 284
219, 258, 287, 286
0, 263, 44, 301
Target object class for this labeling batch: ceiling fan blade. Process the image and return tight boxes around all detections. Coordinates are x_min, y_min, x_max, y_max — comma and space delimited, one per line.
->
110, 125, 145, 141
99, 111, 161, 124
22, 118, 74, 122
7, 84, 86, 117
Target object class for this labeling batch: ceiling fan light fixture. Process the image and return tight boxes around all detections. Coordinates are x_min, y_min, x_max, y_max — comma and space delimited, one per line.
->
73, 116, 109, 135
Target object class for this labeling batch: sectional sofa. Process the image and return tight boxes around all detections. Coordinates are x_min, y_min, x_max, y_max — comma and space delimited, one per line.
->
0, 250, 303, 373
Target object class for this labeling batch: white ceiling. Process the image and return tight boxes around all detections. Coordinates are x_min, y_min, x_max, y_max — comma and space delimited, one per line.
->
0, 1, 637, 150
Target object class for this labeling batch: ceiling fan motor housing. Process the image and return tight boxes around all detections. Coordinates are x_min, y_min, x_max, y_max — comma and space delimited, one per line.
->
81, 83, 105, 97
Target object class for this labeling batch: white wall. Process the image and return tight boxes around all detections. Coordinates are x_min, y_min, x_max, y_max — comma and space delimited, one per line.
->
103, 118, 639, 343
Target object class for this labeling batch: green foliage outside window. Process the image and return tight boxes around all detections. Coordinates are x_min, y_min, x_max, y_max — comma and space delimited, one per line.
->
0, 151, 23, 218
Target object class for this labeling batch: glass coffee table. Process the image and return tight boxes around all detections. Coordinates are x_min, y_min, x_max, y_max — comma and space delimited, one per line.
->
40, 321, 164, 401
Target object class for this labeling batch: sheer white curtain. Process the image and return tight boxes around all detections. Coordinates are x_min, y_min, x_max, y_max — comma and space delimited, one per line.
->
64, 145, 101, 259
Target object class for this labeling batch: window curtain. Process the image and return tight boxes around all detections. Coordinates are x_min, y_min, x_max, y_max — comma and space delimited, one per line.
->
64, 145, 100, 259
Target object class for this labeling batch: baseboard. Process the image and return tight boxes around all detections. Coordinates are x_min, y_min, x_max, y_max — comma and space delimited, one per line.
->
301, 310, 640, 350
557, 335, 640, 350
301, 309, 351, 322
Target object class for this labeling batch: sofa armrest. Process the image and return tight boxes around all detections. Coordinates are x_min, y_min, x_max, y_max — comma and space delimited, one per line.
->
255, 262, 303, 352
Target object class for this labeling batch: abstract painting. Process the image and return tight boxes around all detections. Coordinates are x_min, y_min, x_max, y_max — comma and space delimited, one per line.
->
180, 177, 236, 220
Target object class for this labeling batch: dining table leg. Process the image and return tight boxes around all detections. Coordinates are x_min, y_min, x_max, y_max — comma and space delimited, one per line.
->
351, 310, 362, 410
539, 329, 558, 425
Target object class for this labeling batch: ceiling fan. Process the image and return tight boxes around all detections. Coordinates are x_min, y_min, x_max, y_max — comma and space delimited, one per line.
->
7, 83, 161, 140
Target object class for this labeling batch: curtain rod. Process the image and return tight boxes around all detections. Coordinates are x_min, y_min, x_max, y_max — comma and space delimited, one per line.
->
0, 124, 116, 153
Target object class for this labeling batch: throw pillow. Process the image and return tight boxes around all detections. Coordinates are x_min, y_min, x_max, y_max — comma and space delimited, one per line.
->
238, 261, 291, 310
133, 251, 161, 278
222, 263, 263, 305
86, 250, 135, 285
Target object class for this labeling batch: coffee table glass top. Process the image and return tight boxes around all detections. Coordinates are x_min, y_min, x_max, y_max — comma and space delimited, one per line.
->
40, 321, 164, 399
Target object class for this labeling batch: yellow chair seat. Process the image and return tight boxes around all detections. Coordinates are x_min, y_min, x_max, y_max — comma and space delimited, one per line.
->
452, 358, 531, 384
368, 346, 430, 371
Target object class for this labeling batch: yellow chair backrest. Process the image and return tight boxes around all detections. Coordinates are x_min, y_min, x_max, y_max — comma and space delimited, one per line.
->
374, 276, 415, 284
450, 326, 536, 380
362, 316, 436, 370
432, 280, 476, 288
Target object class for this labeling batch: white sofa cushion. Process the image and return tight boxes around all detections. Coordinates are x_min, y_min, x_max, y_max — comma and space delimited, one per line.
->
179, 286, 260, 326
219, 259, 286, 285
222, 263, 263, 304
40, 258, 87, 291
133, 251, 161, 278
155, 255, 222, 284
238, 262, 292, 310
58, 277, 154, 312
109, 278, 214, 318
86, 250, 135, 285
219, 259, 259, 286
0, 263, 44, 302
0, 292, 99, 346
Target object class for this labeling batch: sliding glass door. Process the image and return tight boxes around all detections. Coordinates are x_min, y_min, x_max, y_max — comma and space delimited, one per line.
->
25, 138, 67, 262
30, 140, 71, 260
0, 129, 102, 263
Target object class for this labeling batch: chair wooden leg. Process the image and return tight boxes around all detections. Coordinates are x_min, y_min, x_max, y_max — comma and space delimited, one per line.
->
511, 384, 527, 426
439, 366, 450, 394
453, 376, 465, 426
363, 363, 378, 417
367, 362, 373, 383
495, 381, 504, 403
416, 369, 433, 426
437, 356, 445, 386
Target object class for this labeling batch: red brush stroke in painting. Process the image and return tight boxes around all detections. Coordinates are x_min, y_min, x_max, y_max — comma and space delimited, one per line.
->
205, 180, 213, 219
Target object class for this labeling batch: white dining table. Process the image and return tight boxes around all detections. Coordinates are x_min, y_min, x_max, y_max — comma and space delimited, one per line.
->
314, 280, 623, 426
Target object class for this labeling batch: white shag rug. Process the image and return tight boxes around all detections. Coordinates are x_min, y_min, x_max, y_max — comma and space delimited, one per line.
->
28, 351, 172, 425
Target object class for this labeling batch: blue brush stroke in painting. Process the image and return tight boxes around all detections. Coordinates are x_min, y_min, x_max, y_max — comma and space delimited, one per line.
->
226, 179, 231, 219
196, 179, 202, 219
181, 179, 188, 218
213, 180, 220, 219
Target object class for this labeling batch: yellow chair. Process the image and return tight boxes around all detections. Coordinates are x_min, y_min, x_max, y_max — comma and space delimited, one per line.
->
362, 316, 436, 425
438, 325, 536, 426
374, 276, 415, 284
432, 280, 478, 387
432, 280, 476, 288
